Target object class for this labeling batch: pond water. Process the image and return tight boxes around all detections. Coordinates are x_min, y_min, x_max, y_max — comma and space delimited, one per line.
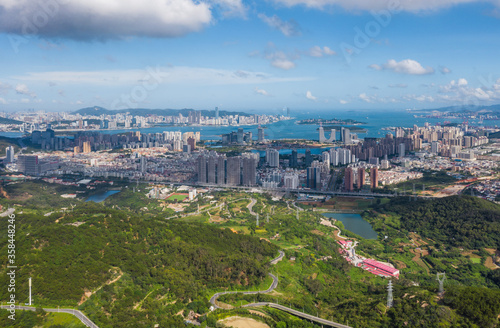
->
322, 213, 378, 239
86, 190, 121, 203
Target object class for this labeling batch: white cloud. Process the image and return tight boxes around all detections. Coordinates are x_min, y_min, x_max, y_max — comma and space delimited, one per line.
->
266, 51, 297, 70
255, 87, 271, 96
323, 46, 336, 55
440, 66, 452, 74
0, 0, 213, 40
306, 90, 317, 101
0, 82, 12, 95
359, 93, 374, 103
309, 46, 324, 57
339, 99, 348, 104
212, 0, 246, 17
270, 0, 494, 13
308, 46, 336, 57
15, 83, 36, 97
258, 13, 301, 36
14, 66, 312, 86
370, 59, 434, 75
437, 78, 500, 103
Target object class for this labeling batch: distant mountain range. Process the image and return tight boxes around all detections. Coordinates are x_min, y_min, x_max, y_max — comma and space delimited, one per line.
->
416, 104, 500, 113
72, 106, 251, 117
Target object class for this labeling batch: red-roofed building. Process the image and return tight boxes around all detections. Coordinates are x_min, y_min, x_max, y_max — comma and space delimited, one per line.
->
362, 259, 399, 278
337, 240, 353, 248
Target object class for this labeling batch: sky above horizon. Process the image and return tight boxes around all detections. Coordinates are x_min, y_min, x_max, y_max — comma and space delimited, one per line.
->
0, 0, 500, 113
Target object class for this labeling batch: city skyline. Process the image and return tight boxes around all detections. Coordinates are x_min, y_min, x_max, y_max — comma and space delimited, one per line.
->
0, 0, 499, 112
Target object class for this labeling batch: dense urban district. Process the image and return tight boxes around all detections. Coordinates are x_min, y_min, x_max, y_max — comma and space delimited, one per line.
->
0, 107, 499, 328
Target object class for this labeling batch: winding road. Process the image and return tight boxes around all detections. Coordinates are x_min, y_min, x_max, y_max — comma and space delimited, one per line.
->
1, 305, 99, 328
209, 250, 351, 328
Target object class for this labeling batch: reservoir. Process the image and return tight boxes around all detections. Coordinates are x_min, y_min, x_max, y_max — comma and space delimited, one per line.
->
322, 213, 378, 240
86, 190, 121, 203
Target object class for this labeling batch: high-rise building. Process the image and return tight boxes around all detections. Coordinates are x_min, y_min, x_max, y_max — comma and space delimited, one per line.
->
431, 141, 440, 154
290, 150, 298, 168
307, 167, 321, 189
343, 128, 352, 145
5, 146, 14, 163
187, 137, 196, 150
82, 141, 91, 153
344, 167, 354, 192
197, 155, 207, 183
17, 155, 39, 176
207, 155, 217, 184
140, 156, 147, 173
226, 156, 241, 186
358, 167, 365, 189
329, 149, 339, 166
217, 155, 226, 185
322, 151, 330, 167
370, 167, 379, 189
398, 143, 405, 158
237, 128, 244, 144
215, 106, 219, 120
257, 126, 265, 142
242, 156, 257, 186
284, 173, 299, 189
305, 149, 313, 167
266, 149, 279, 168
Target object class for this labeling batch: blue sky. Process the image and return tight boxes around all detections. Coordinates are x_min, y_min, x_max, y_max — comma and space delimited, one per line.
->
0, 0, 500, 113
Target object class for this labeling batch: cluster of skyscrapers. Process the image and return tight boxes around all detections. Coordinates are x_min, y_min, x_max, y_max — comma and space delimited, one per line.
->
196, 151, 259, 186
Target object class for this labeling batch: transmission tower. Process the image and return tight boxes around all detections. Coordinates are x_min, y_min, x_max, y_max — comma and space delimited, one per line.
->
437, 272, 446, 296
387, 280, 394, 308
267, 213, 269, 223
413, 183, 416, 194
296, 209, 299, 221
256, 214, 259, 227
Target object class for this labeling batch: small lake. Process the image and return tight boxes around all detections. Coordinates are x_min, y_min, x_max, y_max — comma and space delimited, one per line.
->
322, 213, 378, 240
86, 190, 121, 203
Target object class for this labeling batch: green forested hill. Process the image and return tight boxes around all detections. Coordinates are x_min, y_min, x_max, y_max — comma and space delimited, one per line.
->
0, 201, 277, 327
378, 196, 500, 249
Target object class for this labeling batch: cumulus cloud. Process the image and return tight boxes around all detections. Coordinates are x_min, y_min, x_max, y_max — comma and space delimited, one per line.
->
339, 99, 348, 104
258, 13, 301, 36
0, 0, 213, 40
255, 87, 271, 96
437, 78, 500, 103
309, 46, 336, 57
15, 83, 36, 97
306, 90, 317, 101
370, 59, 434, 75
266, 51, 297, 70
270, 0, 495, 13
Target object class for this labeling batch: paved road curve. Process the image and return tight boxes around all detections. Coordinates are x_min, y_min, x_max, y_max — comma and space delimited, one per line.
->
210, 250, 284, 309
242, 302, 352, 328
209, 250, 351, 328
1, 305, 98, 328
